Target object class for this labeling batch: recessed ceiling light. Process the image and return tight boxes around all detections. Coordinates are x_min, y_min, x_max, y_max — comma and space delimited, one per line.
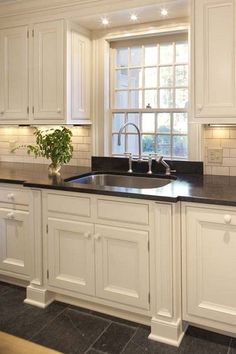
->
130, 13, 138, 22
101, 17, 109, 26
160, 8, 168, 17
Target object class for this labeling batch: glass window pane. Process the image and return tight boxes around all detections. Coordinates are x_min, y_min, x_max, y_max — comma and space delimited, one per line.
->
144, 90, 158, 108
160, 66, 173, 87
175, 88, 188, 108
127, 113, 140, 132
157, 135, 171, 157
130, 68, 142, 89
127, 134, 139, 155
142, 135, 155, 154
145, 45, 157, 66
173, 113, 188, 134
175, 42, 188, 63
130, 90, 142, 108
175, 65, 188, 86
115, 91, 128, 109
112, 134, 125, 154
157, 113, 171, 133
142, 113, 155, 133
116, 69, 128, 89
116, 48, 128, 67
160, 89, 173, 108
112, 113, 125, 132
130, 46, 142, 66
144, 68, 157, 88
173, 135, 188, 158
160, 43, 174, 65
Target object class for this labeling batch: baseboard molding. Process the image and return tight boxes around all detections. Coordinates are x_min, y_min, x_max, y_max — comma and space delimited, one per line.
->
25, 285, 55, 308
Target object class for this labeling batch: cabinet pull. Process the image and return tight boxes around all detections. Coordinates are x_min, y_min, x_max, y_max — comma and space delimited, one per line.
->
57, 108, 61, 114
7, 212, 14, 219
94, 234, 101, 241
224, 214, 232, 224
7, 193, 14, 201
197, 104, 203, 111
0, 111, 4, 115
84, 232, 91, 239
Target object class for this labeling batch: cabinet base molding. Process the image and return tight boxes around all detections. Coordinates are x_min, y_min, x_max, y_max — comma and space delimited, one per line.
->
149, 317, 186, 347
24, 285, 54, 309
0, 274, 28, 288
55, 293, 150, 326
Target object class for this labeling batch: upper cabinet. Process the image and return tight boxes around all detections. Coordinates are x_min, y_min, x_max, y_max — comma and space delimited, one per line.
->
0, 20, 91, 125
191, 0, 236, 123
0, 26, 29, 123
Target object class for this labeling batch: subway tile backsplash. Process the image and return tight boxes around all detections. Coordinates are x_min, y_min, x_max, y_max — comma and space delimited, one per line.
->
0, 126, 92, 167
204, 126, 236, 176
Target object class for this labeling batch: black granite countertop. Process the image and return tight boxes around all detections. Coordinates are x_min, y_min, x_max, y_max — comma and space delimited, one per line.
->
1, 161, 236, 206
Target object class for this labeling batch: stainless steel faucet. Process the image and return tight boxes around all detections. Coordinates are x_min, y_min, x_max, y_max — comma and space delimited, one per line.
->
118, 123, 142, 161
155, 155, 172, 175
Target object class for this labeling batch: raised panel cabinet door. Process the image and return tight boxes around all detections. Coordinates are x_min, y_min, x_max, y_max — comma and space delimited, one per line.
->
193, 0, 236, 119
183, 206, 236, 326
47, 218, 95, 296
71, 31, 91, 121
95, 224, 149, 309
0, 208, 30, 277
0, 26, 28, 121
33, 20, 64, 120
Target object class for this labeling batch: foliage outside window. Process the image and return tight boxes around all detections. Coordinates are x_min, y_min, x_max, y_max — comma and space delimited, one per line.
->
110, 34, 189, 159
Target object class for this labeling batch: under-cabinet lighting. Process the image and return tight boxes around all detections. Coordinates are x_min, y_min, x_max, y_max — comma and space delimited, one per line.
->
208, 124, 236, 127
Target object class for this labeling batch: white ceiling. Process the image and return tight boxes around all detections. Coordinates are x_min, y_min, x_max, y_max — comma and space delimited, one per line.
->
72, 0, 189, 30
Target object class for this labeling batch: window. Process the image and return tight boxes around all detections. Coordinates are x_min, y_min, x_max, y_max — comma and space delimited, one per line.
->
110, 34, 189, 159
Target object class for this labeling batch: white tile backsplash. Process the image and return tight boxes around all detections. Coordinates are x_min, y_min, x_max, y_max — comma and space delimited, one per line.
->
0, 126, 92, 167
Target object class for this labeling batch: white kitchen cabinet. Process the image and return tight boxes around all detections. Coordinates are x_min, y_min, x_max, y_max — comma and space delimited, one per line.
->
0, 207, 30, 279
0, 20, 91, 124
95, 224, 149, 310
182, 203, 236, 333
0, 26, 29, 123
33, 20, 64, 121
191, 0, 236, 123
47, 217, 95, 296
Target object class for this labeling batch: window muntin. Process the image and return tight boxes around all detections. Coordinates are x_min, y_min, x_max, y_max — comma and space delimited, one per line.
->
111, 36, 189, 160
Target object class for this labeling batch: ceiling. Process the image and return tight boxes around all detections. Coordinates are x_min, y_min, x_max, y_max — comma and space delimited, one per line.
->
70, 1, 189, 30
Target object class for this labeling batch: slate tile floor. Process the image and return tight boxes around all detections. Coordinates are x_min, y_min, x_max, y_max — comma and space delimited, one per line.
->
0, 281, 235, 354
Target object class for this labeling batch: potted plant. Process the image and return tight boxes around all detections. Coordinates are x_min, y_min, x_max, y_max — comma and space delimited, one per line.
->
14, 126, 73, 176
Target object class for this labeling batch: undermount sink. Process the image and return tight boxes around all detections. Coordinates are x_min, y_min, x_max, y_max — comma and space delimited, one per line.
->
67, 173, 172, 189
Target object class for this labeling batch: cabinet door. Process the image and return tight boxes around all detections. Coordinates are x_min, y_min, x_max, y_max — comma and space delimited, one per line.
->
70, 31, 91, 122
0, 208, 30, 277
33, 20, 64, 121
95, 224, 149, 309
0, 26, 28, 121
47, 218, 95, 296
183, 206, 236, 326
193, 0, 236, 121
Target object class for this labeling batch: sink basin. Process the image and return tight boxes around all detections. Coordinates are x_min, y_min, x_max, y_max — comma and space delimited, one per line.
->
68, 173, 172, 189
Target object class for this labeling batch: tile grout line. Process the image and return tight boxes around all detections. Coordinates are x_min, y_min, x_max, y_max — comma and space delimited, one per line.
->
227, 338, 233, 354
84, 321, 112, 354
120, 326, 139, 353
29, 305, 69, 341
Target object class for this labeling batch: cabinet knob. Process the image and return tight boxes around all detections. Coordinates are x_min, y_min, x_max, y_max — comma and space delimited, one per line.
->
224, 214, 232, 224
57, 108, 61, 114
197, 104, 203, 111
7, 193, 14, 201
0, 111, 4, 115
94, 234, 101, 241
84, 232, 91, 239
7, 212, 14, 219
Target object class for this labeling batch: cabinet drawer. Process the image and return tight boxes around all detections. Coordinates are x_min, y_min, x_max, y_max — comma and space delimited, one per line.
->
0, 187, 29, 205
97, 198, 149, 225
47, 194, 91, 217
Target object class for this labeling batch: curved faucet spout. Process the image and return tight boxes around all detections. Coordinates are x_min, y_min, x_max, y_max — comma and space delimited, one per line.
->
118, 122, 142, 160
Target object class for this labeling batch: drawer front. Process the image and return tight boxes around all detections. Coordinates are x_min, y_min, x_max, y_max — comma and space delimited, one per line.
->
97, 198, 149, 225
47, 194, 91, 217
0, 188, 29, 205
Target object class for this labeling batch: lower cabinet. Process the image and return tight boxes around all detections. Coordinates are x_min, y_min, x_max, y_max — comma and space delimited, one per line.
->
0, 207, 30, 278
182, 204, 236, 331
